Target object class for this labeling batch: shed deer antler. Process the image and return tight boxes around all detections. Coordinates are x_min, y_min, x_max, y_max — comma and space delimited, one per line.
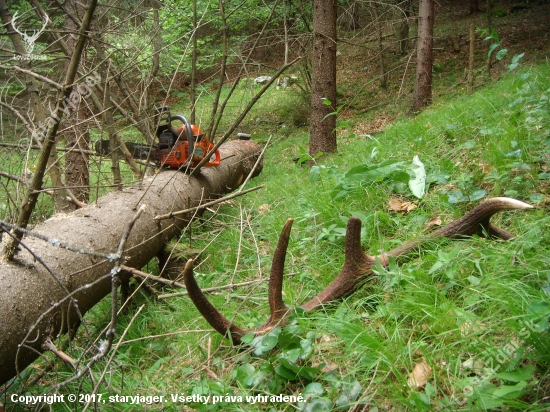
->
183, 197, 533, 344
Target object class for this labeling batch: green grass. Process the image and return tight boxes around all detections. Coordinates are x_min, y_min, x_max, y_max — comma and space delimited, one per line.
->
4, 63, 550, 411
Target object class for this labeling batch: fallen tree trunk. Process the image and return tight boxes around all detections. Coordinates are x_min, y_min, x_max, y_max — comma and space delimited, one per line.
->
0, 139, 263, 385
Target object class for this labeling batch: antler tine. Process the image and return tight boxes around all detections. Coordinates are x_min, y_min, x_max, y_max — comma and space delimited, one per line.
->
432, 197, 533, 241
183, 219, 295, 344
378, 197, 534, 260
183, 259, 247, 343
266, 218, 293, 324
302, 217, 376, 311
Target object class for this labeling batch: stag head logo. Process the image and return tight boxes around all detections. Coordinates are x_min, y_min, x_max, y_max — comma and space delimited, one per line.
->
11, 11, 49, 55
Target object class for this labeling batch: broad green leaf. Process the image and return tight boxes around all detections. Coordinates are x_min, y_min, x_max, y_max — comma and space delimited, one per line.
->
440, 246, 461, 262
428, 260, 444, 274
488, 43, 500, 57
283, 348, 301, 363
389, 170, 411, 183
527, 300, 550, 316
240, 333, 255, 344
448, 191, 467, 204
424, 382, 436, 397
508, 53, 525, 71
345, 159, 405, 182
299, 339, 314, 360
529, 194, 545, 203
469, 189, 487, 201
408, 155, 426, 199
300, 397, 333, 412
313, 151, 325, 160
492, 380, 527, 398
147, 357, 168, 374
276, 358, 322, 381
235, 364, 255, 385
335, 380, 363, 408
295, 154, 312, 165
462, 140, 477, 149
275, 363, 300, 381
496, 48, 509, 61
505, 149, 522, 157
302, 382, 326, 397
309, 165, 321, 183
251, 329, 280, 356
512, 53, 525, 63
495, 366, 535, 383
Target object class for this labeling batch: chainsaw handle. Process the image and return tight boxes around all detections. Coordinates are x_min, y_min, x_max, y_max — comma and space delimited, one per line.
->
204, 149, 221, 166
170, 115, 194, 155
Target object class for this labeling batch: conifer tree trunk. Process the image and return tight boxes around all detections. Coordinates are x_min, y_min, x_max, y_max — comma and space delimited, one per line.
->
411, 0, 434, 112
63, 0, 91, 205
309, 0, 337, 157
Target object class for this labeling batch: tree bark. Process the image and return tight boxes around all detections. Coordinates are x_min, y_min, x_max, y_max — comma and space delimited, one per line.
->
62, 0, 91, 206
411, 0, 434, 113
468, 22, 475, 95
486, 0, 493, 74
374, 3, 387, 90
394, 0, 411, 55
309, 0, 337, 158
0, 139, 263, 385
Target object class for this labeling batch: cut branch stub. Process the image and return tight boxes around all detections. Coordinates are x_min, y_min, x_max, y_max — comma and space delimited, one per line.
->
184, 197, 533, 345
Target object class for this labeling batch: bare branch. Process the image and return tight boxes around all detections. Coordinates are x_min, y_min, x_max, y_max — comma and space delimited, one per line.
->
190, 56, 301, 175
1, 0, 98, 260
154, 184, 264, 221
0, 141, 95, 155
0, 65, 63, 90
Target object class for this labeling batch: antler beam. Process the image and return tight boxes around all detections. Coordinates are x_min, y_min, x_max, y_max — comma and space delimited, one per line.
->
183, 197, 533, 344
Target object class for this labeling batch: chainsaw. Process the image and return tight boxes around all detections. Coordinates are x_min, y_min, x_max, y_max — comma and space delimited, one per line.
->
154, 106, 221, 169
94, 106, 221, 171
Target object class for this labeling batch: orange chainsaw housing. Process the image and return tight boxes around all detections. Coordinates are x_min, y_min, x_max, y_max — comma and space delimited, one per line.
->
159, 124, 221, 169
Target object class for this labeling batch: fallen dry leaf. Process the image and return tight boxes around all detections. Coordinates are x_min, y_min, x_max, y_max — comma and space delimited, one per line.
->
422, 216, 442, 231
407, 360, 433, 389
257, 203, 270, 214
321, 363, 339, 374
459, 321, 484, 337
388, 197, 417, 214
479, 163, 493, 175
462, 357, 484, 374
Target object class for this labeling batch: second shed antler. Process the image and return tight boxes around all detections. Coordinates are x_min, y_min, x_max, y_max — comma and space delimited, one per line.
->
183, 197, 533, 345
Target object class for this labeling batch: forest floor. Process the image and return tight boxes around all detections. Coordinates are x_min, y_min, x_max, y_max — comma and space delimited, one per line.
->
159, 0, 550, 137
320, 0, 549, 137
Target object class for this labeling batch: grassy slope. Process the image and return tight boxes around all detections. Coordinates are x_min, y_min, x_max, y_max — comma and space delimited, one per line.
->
78, 65, 550, 410
6, 67, 550, 411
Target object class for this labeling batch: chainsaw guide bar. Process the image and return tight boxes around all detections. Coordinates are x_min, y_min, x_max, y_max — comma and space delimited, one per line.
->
95, 106, 224, 172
